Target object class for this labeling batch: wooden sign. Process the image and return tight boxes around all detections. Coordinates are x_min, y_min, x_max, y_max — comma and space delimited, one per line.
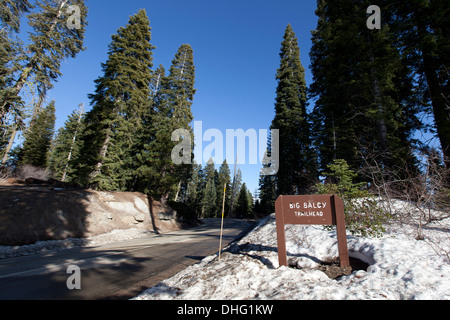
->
275, 194, 350, 268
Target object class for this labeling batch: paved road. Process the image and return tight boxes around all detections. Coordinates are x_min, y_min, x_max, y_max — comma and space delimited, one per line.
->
0, 219, 254, 300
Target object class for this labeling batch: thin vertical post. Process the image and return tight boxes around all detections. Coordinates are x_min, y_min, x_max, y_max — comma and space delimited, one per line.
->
275, 196, 288, 267
332, 195, 350, 268
218, 183, 227, 260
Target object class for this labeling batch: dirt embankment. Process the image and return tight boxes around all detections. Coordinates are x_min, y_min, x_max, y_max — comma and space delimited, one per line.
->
0, 179, 199, 246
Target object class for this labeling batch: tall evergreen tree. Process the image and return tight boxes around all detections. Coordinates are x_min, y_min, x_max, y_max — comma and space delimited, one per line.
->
1, 0, 88, 164
186, 161, 202, 215
229, 168, 242, 216
309, 0, 421, 179
0, 0, 87, 162
258, 173, 277, 215
271, 24, 317, 195
216, 159, 231, 217
0, 0, 33, 123
385, 0, 450, 164
201, 159, 217, 217
74, 9, 154, 190
0, 0, 32, 163
18, 100, 55, 168
136, 44, 196, 202
235, 183, 253, 218
258, 131, 277, 215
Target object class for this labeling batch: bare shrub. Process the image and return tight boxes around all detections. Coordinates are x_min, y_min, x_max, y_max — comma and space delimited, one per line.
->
361, 149, 450, 260
0, 166, 12, 180
15, 164, 52, 181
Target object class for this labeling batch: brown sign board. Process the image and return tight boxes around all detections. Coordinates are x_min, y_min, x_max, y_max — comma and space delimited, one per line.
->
275, 194, 350, 268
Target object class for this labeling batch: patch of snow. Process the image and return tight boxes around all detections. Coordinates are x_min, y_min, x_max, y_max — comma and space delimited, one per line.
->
134, 200, 450, 300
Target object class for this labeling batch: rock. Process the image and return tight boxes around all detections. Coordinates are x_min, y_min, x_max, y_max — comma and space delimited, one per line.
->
134, 198, 148, 213
134, 213, 145, 223
105, 212, 113, 220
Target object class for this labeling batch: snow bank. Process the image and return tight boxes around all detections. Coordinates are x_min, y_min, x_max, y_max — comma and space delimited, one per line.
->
135, 200, 450, 300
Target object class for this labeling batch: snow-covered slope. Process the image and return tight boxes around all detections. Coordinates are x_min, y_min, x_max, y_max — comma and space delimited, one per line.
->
135, 200, 450, 300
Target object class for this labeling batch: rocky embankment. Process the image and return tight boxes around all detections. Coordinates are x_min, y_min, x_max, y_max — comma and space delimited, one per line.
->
0, 178, 198, 246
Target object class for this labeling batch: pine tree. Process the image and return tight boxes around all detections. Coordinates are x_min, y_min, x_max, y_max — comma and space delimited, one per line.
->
309, 0, 421, 179
229, 168, 242, 216
235, 183, 253, 218
246, 188, 254, 218
258, 173, 276, 215
18, 100, 55, 168
50, 106, 85, 181
271, 24, 317, 195
74, 9, 154, 190
161, 43, 196, 200
386, 0, 450, 164
201, 159, 217, 217
186, 161, 202, 215
0, 0, 33, 121
216, 159, 232, 217
0, 1, 32, 32
0, 0, 32, 164
136, 44, 196, 202
1, 0, 87, 164
258, 130, 277, 215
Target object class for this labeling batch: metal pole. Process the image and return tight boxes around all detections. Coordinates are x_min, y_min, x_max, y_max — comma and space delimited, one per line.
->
218, 183, 227, 260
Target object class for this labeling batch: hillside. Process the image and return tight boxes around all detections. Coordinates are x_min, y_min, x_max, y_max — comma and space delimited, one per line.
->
0, 179, 199, 247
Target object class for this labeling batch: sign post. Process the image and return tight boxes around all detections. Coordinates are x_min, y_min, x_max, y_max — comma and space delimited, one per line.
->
275, 194, 350, 268
218, 183, 227, 260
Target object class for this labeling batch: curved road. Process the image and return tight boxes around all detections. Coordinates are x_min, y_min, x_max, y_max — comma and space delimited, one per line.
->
0, 219, 254, 300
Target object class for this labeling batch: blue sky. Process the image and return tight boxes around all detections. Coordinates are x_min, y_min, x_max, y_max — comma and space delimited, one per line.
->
41, 0, 319, 194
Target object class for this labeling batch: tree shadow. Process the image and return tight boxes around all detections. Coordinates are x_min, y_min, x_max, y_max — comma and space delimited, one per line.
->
0, 183, 91, 247
0, 246, 153, 300
226, 242, 329, 270
0, 183, 210, 300
147, 195, 160, 234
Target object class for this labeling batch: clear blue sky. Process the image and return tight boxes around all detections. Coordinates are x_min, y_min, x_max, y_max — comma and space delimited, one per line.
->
44, 0, 319, 194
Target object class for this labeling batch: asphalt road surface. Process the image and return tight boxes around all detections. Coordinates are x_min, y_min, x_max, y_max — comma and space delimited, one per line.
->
0, 218, 254, 300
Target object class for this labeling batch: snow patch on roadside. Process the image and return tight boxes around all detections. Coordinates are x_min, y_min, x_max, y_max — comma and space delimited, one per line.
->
135, 201, 450, 300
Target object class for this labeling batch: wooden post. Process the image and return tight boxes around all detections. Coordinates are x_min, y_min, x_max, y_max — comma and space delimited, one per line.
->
275, 196, 287, 267
332, 195, 350, 268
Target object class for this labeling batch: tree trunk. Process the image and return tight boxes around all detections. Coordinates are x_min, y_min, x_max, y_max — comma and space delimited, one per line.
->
1, 125, 17, 164
61, 104, 84, 182
89, 133, 111, 183
422, 52, 450, 163
415, 13, 450, 166
174, 180, 182, 202
369, 52, 389, 167
160, 191, 170, 205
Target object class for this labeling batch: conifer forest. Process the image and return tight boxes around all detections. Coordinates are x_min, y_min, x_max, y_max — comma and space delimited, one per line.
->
1, 0, 448, 219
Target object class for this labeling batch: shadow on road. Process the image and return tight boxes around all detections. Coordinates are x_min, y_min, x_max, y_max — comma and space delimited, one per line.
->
0, 246, 153, 300
0, 217, 257, 300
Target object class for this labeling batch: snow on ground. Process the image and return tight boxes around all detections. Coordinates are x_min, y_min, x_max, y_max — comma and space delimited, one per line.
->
0, 228, 151, 259
134, 199, 450, 300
